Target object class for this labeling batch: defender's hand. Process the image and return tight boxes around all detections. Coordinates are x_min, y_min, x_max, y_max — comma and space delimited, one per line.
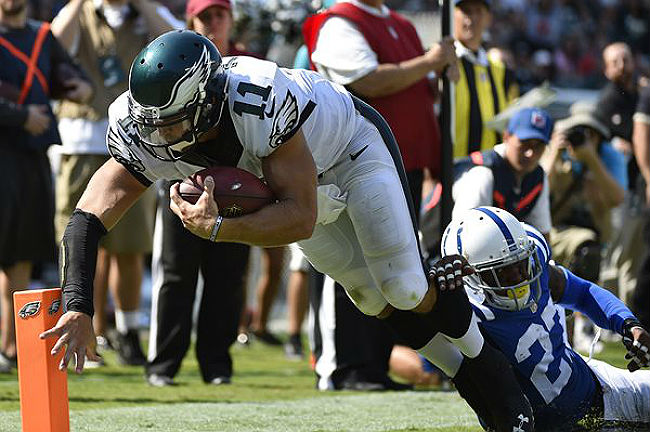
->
39, 311, 98, 374
623, 326, 650, 372
169, 176, 220, 240
429, 254, 474, 292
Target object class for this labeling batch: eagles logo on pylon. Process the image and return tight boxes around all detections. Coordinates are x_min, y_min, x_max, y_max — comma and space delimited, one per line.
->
48, 299, 61, 315
18, 301, 41, 319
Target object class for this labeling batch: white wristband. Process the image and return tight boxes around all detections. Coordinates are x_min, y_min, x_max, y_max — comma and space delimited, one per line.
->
209, 215, 223, 242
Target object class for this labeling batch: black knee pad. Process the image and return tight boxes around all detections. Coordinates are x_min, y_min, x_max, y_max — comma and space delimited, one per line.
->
568, 240, 601, 283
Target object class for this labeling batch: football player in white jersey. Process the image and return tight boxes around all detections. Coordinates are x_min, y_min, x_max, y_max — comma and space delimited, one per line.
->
439, 207, 650, 431
42, 30, 534, 430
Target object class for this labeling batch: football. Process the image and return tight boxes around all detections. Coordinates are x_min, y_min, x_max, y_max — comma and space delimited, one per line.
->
179, 166, 275, 217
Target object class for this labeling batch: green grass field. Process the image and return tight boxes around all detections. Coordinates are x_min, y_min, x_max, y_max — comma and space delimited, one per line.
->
0, 338, 630, 432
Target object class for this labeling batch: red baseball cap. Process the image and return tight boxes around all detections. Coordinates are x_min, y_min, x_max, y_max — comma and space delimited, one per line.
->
186, 0, 232, 18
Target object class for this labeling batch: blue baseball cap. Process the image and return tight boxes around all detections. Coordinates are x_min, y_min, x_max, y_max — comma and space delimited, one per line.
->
507, 108, 553, 143
455, 0, 491, 7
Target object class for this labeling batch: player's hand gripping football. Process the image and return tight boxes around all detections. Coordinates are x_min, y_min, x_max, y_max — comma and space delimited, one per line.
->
39, 311, 99, 374
169, 176, 220, 240
623, 324, 650, 372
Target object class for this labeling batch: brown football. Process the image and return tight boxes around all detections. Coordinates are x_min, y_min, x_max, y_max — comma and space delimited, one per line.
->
179, 166, 275, 217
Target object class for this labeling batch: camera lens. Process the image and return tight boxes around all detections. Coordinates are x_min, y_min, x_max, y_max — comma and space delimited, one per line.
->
566, 126, 586, 147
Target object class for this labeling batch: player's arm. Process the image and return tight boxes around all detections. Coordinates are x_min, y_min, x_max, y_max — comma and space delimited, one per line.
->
40, 159, 147, 373
170, 129, 318, 247
549, 264, 650, 371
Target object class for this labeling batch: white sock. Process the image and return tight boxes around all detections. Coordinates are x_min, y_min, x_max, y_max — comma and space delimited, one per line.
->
417, 333, 464, 378
115, 310, 140, 334
445, 313, 484, 359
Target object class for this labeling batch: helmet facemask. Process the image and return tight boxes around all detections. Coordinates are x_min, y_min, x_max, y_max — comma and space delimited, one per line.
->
466, 242, 543, 312
128, 42, 227, 162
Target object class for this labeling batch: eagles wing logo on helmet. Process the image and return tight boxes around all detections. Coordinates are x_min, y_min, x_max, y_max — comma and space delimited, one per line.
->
18, 301, 41, 319
269, 91, 299, 148
48, 299, 61, 315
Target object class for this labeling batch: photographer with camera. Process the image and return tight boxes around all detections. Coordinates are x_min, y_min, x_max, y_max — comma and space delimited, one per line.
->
542, 102, 627, 286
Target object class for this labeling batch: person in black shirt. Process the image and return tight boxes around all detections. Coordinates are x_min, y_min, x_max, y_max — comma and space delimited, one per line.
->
0, 0, 91, 372
598, 43, 637, 147
631, 85, 650, 329
597, 42, 645, 312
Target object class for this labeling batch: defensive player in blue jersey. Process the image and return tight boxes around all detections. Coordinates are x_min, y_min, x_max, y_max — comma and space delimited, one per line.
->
437, 206, 650, 431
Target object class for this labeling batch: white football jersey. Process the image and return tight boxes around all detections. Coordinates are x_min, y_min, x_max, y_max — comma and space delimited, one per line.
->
106, 56, 359, 184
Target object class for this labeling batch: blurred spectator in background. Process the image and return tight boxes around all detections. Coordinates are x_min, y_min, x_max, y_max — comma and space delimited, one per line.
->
0, 0, 92, 372
146, 0, 251, 387
283, 244, 310, 360
247, 246, 288, 346
452, 107, 553, 238
552, 30, 598, 88
51, 0, 178, 366
27, 0, 65, 21
598, 42, 644, 305
617, 0, 650, 57
530, 49, 555, 85
599, 42, 637, 155
632, 84, 650, 329
524, 0, 562, 51
542, 102, 626, 285
453, 0, 519, 159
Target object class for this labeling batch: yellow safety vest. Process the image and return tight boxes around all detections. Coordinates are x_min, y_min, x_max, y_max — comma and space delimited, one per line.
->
454, 56, 518, 159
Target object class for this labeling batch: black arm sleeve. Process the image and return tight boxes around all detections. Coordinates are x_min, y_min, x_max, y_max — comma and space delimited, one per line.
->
60, 209, 107, 316
0, 97, 28, 127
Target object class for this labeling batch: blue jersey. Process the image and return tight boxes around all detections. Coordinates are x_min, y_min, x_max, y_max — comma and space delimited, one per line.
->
468, 227, 597, 429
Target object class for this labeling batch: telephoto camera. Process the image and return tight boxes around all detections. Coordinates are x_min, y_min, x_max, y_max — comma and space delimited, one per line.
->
566, 126, 587, 147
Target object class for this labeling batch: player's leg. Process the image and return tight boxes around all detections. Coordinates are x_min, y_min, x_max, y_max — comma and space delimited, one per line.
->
299, 222, 397, 391
588, 358, 650, 423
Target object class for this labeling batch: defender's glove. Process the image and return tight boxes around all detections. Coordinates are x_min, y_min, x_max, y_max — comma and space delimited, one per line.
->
622, 318, 650, 372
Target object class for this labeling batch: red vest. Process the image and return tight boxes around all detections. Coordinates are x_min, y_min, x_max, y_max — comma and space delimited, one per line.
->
303, 3, 440, 176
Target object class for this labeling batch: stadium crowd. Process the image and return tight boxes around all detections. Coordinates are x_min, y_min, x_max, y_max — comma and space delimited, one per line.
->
0, 0, 649, 430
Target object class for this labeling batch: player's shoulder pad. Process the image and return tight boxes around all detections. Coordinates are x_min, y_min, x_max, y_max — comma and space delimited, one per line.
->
522, 222, 550, 264
106, 92, 147, 174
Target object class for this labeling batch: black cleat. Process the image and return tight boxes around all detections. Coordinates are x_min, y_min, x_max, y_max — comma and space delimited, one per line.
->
284, 334, 304, 360
114, 330, 147, 366
252, 330, 283, 346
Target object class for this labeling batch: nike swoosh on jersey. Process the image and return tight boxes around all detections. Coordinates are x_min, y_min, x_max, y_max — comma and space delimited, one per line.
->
350, 144, 369, 161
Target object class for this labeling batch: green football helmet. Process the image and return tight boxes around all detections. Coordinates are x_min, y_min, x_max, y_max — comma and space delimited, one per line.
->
128, 30, 227, 161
